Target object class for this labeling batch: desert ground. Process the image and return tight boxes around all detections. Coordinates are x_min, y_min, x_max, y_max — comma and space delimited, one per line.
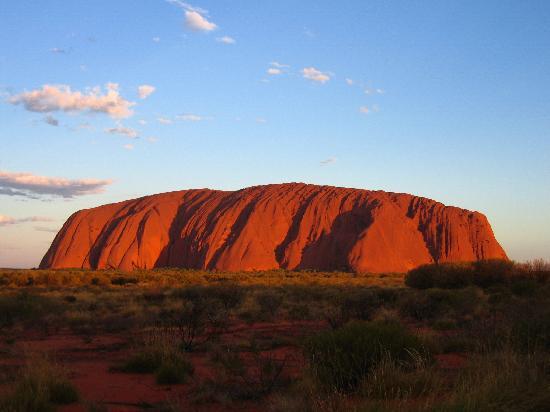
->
1, 260, 549, 412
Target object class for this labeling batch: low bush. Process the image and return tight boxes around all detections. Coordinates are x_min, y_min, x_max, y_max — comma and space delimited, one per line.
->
433, 350, 550, 411
0, 356, 78, 411
398, 288, 482, 321
115, 330, 194, 384
155, 357, 194, 385
304, 321, 430, 392
210, 343, 289, 400
406, 260, 550, 291
256, 291, 283, 318
111, 276, 139, 286
0, 292, 60, 328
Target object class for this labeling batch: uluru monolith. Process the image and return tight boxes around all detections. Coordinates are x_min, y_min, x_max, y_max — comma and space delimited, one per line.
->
40, 183, 507, 273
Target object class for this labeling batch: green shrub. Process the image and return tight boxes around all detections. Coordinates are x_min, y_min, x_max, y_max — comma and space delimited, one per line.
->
304, 321, 430, 392
406, 263, 476, 289
405, 260, 530, 291
433, 350, 550, 411
256, 291, 283, 317
398, 288, 481, 321
48, 379, 79, 404
155, 357, 194, 385
0, 356, 78, 411
211, 343, 289, 400
509, 299, 550, 353
0, 292, 59, 328
111, 276, 139, 286
288, 304, 311, 320
118, 350, 162, 373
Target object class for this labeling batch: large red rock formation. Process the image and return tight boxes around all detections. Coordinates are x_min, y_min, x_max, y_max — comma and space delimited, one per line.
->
40, 183, 507, 273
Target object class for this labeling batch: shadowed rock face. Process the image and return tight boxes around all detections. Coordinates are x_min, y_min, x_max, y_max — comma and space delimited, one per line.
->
40, 183, 507, 273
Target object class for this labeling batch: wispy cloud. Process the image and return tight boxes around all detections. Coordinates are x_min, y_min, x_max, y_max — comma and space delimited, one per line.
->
267, 62, 289, 76
304, 28, 316, 38
166, 0, 207, 14
320, 157, 337, 166
270, 61, 290, 69
256, 117, 267, 124
359, 105, 380, 115
9, 83, 135, 119
123, 144, 134, 150
105, 125, 139, 138
359, 106, 370, 114
216, 36, 235, 44
44, 115, 59, 126
302, 67, 331, 83
147, 136, 159, 143
138, 84, 156, 99
33, 226, 59, 233
364, 87, 385, 95
49, 47, 68, 54
0, 170, 112, 198
345, 78, 354, 86
176, 113, 210, 121
157, 117, 173, 124
152, 36, 161, 42
0, 214, 54, 227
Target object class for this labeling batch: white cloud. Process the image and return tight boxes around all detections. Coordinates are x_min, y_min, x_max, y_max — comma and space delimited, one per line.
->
34, 226, 59, 233
76, 122, 92, 131
147, 137, 159, 143
0, 214, 53, 227
256, 117, 267, 124
216, 36, 235, 44
123, 144, 134, 150
157, 117, 173, 124
152, 36, 161, 42
177, 113, 206, 121
166, 0, 207, 14
9, 83, 135, 119
0, 170, 112, 198
138, 119, 147, 125
185, 10, 217, 32
270, 61, 289, 68
320, 157, 337, 166
359, 106, 370, 114
267, 68, 282, 75
345, 78, 354, 86
50, 47, 67, 54
304, 28, 315, 38
44, 115, 59, 126
302, 67, 331, 83
138, 84, 155, 99
365, 87, 385, 95
105, 125, 139, 139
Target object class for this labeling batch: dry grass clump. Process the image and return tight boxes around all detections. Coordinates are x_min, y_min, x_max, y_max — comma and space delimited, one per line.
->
0, 355, 78, 411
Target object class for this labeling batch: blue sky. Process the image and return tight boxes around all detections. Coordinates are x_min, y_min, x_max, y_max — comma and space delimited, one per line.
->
1, 0, 549, 267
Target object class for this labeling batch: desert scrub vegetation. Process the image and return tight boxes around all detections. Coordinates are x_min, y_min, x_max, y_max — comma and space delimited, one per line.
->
304, 320, 431, 393
0, 355, 78, 412
1, 259, 550, 410
114, 328, 194, 384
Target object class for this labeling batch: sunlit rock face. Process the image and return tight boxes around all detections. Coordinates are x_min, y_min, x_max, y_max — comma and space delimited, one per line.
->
40, 183, 507, 273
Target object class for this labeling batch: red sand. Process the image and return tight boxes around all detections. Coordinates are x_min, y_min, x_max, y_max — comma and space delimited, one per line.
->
1, 320, 323, 411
